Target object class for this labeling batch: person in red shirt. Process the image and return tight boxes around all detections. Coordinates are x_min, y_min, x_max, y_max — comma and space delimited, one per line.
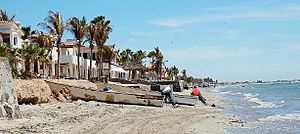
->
191, 85, 207, 106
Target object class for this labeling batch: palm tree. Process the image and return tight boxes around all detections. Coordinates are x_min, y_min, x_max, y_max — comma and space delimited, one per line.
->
169, 65, 179, 80
0, 10, 16, 21
0, 43, 19, 76
132, 50, 146, 65
21, 26, 31, 40
19, 44, 39, 72
119, 49, 134, 79
102, 45, 117, 79
186, 76, 195, 85
84, 23, 96, 80
36, 32, 54, 76
36, 47, 49, 76
19, 43, 51, 76
36, 32, 54, 53
69, 16, 87, 79
91, 16, 112, 77
148, 47, 164, 80
132, 50, 146, 79
38, 11, 68, 78
119, 48, 133, 65
181, 69, 187, 81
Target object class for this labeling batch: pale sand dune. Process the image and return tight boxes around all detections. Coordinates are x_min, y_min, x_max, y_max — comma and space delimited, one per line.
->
0, 90, 241, 134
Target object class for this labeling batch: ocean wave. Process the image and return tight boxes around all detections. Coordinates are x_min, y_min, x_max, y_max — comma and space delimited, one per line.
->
209, 85, 230, 92
259, 113, 300, 122
219, 91, 232, 94
251, 101, 284, 109
230, 92, 243, 95
243, 93, 258, 99
210, 88, 221, 92
242, 93, 284, 109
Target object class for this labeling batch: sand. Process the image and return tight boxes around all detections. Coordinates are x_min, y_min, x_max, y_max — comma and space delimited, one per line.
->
0, 88, 241, 134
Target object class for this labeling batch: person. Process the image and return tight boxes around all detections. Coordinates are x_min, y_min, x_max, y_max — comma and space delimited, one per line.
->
161, 86, 178, 108
191, 85, 207, 106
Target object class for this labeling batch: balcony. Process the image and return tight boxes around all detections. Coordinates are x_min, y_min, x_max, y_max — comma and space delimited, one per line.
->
60, 55, 96, 68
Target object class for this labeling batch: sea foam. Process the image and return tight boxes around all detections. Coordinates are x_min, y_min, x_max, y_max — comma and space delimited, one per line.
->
259, 113, 300, 122
242, 93, 284, 109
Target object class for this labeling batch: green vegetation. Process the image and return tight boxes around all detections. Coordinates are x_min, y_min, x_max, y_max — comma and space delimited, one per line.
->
38, 11, 68, 78
148, 47, 164, 80
69, 16, 87, 79
92, 16, 112, 77
84, 23, 96, 80
0, 9, 16, 21
0, 43, 19, 77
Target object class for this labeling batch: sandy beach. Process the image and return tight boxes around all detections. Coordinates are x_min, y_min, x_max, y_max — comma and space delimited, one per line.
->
0, 87, 241, 134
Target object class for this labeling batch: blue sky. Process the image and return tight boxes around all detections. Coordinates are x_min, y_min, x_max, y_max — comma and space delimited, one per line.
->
1, 0, 300, 82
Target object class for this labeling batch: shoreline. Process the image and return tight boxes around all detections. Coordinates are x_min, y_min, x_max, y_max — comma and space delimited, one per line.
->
0, 79, 241, 134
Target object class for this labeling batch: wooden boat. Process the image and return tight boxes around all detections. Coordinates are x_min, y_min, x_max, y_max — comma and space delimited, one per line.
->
45, 80, 164, 107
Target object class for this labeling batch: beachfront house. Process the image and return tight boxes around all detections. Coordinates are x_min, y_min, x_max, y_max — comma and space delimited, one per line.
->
0, 20, 128, 80
54, 39, 127, 80
99, 44, 128, 80
123, 63, 146, 80
0, 21, 24, 48
0, 20, 24, 71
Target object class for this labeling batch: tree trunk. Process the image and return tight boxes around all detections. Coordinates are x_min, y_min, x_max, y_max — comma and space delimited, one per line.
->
99, 55, 103, 77
160, 64, 162, 80
128, 70, 131, 80
42, 62, 45, 77
77, 42, 81, 79
48, 63, 51, 77
0, 57, 21, 118
57, 38, 61, 78
108, 61, 111, 80
89, 46, 93, 80
34, 60, 38, 73
24, 59, 30, 72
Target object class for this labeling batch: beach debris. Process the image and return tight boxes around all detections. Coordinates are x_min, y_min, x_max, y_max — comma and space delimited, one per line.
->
229, 119, 244, 124
211, 104, 216, 107
98, 86, 112, 92
52, 87, 72, 102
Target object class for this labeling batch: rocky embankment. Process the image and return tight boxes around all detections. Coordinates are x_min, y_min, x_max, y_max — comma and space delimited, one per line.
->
14, 79, 52, 104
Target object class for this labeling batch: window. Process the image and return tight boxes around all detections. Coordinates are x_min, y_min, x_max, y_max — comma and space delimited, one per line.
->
67, 51, 70, 55
83, 53, 87, 59
93, 53, 96, 60
3, 38, 10, 44
14, 37, 17, 45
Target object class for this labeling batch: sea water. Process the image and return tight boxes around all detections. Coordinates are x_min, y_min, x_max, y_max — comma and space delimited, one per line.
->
210, 83, 300, 134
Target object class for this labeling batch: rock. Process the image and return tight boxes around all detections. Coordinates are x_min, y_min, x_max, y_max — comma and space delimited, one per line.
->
57, 93, 67, 102
14, 79, 52, 104
52, 86, 72, 102
0, 57, 21, 118
211, 104, 216, 107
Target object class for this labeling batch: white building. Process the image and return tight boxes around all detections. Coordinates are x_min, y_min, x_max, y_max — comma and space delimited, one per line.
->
0, 21, 24, 48
50, 39, 127, 80
0, 20, 127, 80
0, 20, 24, 71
